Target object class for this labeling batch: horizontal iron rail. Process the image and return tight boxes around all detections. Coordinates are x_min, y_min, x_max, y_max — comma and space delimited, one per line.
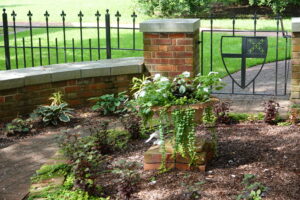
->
1, 25, 139, 30
0, 45, 143, 51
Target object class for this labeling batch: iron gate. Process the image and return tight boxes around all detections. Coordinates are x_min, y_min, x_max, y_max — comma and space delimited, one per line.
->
199, 14, 291, 96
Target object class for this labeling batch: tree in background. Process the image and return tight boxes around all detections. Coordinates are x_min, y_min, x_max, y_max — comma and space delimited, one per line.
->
136, 0, 300, 17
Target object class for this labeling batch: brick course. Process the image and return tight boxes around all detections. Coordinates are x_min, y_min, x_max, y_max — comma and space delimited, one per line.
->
0, 74, 142, 122
143, 30, 199, 77
291, 32, 300, 103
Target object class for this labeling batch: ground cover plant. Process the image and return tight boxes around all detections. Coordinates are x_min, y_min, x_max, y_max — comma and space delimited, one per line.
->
21, 106, 299, 200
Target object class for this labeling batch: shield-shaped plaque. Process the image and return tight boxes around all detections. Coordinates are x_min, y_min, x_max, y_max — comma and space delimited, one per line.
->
221, 36, 268, 89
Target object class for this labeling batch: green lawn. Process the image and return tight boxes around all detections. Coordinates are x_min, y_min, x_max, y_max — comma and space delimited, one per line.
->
0, 0, 291, 30
0, 27, 290, 78
0, 0, 291, 76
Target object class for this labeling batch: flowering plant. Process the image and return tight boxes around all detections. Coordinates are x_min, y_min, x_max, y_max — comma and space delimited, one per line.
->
132, 71, 224, 120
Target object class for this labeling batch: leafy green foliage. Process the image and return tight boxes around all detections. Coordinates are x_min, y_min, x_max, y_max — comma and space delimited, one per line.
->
249, 0, 300, 14
32, 103, 73, 126
89, 91, 128, 115
31, 92, 73, 126
132, 72, 224, 124
263, 100, 280, 125
213, 101, 233, 124
203, 106, 216, 126
5, 118, 32, 136
112, 160, 141, 200
31, 164, 71, 183
58, 130, 106, 196
136, 0, 215, 17
172, 108, 197, 165
121, 113, 144, 139
237, 174, 268, 200
29, 173, 108, 200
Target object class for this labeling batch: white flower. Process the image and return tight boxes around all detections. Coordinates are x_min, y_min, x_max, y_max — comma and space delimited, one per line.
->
153, 74, 161, 81
143, 80, 151, 84
140, 90, 146, 97
160, 77, 169, 82
219, 78, 222, 82
203, 87, 209, 92
208, 71, 219, 76
182, 71, 190, 78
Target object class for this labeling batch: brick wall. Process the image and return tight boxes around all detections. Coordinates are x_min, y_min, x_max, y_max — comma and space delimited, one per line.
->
0, 74, 141, 122
143, 30, 199, 77
291, 32, 300, 103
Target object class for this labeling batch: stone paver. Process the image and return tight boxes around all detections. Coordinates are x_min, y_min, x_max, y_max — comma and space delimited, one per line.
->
0, 130, 60, 200
214, 60, 292, 114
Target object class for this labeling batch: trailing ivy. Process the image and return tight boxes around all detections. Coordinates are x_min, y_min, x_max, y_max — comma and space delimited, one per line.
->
172, 108, 197, 166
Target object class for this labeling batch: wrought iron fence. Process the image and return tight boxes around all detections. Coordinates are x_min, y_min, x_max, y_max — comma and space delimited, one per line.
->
199, 14, 291, 96
0, 8, 142, 70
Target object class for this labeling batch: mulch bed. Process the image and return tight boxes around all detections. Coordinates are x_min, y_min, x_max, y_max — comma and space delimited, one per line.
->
1, 108, 299, 199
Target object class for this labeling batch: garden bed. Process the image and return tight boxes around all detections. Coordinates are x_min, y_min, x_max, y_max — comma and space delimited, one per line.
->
2, 107, 298, 200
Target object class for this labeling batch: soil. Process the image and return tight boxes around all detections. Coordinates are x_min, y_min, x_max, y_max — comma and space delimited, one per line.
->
94, 123, 300, 200
0, 108, 299, 200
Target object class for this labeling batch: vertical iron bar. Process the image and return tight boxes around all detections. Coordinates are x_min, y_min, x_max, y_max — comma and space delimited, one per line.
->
72, 38, 75, 62
22, 37, 26, 68
78, 11, 84, 61
253, 80, 255, 94
231, 79, 234, 94
275, 15, 280, 96
95, 11, 101, 60
39, 38, 42, 66
44, 11, 50, 65
253, 12, 257, 36
210, 14, 213, 72
12, 10, 18, 69
131, 12, 137, 50
27, 11, 34, 67
89, 39, 92, 61
200, 30, 204, 75
115, 11, 121, 49
61, 11, 67, 62
55, 38, 59, 63
232, 15, 235, 36
2, 9, 11, 70
105, 9, 111, 59
284, 37, 288, 95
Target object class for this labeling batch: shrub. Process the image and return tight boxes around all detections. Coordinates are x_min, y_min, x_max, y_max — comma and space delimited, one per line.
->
213, 101, 233, 124
112, 160, 141, 200
263, 100, 280, 124
89, 91, 128, 115
120, 113, 143, 139
5, 118, 32, 136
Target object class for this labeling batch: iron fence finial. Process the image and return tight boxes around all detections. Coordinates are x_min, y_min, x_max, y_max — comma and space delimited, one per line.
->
44, 10, 49, 17
11, 10, 16, 17
115, 11, 121, 18
95, 10, 101, 17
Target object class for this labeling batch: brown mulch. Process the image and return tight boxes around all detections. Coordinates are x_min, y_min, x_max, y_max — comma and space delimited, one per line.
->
96, 123, 300, 200
0, 108, 299, 200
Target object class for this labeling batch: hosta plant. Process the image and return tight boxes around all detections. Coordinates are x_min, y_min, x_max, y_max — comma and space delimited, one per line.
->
5, 118, 32, 136
32, 103, 73, 126
89, 91, 128, 115
31, 92, 73, 126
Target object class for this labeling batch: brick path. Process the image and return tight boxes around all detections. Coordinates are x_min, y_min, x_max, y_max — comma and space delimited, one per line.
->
0, 130, 60, 200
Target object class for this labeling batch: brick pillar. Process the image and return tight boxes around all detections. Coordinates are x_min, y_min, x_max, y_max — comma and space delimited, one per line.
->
291, 18, 300, 103
140, 19, 200, 77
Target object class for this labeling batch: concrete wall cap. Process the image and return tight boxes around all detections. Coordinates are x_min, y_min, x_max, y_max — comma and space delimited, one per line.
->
140, 19, 200, 33
0, 57, 144, 90
292, 18, 300, 32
